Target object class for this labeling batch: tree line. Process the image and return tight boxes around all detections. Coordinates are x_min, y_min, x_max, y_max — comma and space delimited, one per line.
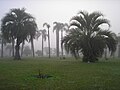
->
0, 8, 119, 62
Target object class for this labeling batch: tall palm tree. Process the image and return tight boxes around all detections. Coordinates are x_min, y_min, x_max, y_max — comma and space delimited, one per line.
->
43, 23, 51, 58
62, 11, 117, 62
1, 8, 37, 60
61, 23, 69, 58
38, 29, 47, 56
53, 22, 64, 57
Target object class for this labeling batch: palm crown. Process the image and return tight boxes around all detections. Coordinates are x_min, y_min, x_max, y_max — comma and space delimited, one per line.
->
1, 8, 37, 43
62, 11, 117, 62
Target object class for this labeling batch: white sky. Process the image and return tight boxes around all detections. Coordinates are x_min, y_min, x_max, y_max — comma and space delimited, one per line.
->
0, 0, 120, 51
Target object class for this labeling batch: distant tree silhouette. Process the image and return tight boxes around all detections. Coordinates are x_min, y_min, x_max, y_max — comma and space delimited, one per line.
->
62, 11, 117, 62
53, 22, 64, 57
61, 23, 69, 58
5, 44, 12, 56
36, 50, 42, 56
23, 46, 31, 56
0, 33, 3, 57
43, 23, 51, 58
0, 33, 6, 58
118, 34, 120, 57
1, 8, 37, 60
36, 29, 47, 56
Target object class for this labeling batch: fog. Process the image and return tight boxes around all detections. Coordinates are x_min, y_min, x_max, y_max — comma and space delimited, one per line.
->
0, 0, 120, 51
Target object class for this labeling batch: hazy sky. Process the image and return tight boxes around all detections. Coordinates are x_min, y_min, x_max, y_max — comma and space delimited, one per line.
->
0, 0, 120, 50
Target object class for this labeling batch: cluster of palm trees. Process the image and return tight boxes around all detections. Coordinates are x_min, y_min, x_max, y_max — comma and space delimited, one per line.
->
0, 8, 118, 62
0, 8, 69, 60
36, 22, 69, 58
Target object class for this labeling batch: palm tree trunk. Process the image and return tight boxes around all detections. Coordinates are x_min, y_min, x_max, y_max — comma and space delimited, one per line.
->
12, 39, 15, 57
42, 35, 44, 56
56, 30, 59, 57
1, 38, 3, 58
61, 30, 63, 58
31, 38, 35, 57
14, 38, 21, 60
48, 28, 51, 58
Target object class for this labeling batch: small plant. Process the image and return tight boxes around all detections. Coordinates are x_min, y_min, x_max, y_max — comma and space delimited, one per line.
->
33, 69, 52, 79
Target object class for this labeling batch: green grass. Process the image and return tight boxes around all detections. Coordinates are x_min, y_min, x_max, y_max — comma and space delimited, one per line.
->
0, 57, 120, 90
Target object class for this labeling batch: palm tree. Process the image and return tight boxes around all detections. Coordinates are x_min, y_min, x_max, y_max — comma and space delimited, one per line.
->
62, 11, 117, 62
60, 23, 69, 58
43, 23, 51, 58
1, 8, 37, 60
38, 29, 47, 56
53, 22, 64, 57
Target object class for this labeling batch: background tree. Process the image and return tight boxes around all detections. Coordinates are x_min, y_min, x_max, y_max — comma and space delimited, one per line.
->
43, 23, 51, 58
0, 33, 6, 58
36, 50, 42, 56
61, 23, 69, 58
118, 33, 120, 57
0, 33, 3, 58
53, 22, 64, 57
1, 8, 37, 60
5, 44, 12, 56
23, 45, 31, 56
62, 11, 117, 62
37, 29, 47, 56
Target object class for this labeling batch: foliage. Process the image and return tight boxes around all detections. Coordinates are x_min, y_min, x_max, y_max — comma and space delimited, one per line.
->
62, 11, 117, 62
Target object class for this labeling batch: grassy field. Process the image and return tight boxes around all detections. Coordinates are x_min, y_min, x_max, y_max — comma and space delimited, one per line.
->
0, 57, 120, 90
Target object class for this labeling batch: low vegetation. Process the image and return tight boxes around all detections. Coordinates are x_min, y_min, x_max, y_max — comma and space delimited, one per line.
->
0, 58, 120, 90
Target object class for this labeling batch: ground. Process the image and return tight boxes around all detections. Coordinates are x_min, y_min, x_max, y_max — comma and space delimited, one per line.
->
0, 57, 120, 90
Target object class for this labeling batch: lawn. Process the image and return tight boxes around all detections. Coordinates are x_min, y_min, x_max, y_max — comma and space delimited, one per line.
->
0, 57, 120, 90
